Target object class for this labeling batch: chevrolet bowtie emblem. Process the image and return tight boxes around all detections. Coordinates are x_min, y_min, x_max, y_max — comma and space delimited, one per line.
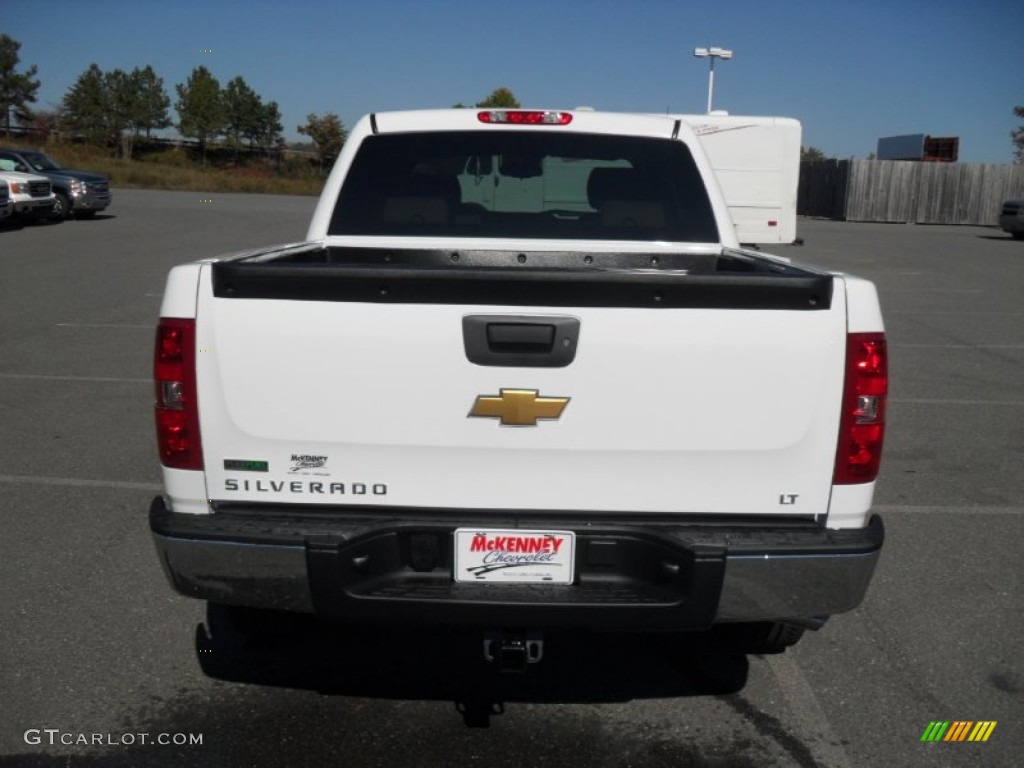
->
468, 389, 570, 427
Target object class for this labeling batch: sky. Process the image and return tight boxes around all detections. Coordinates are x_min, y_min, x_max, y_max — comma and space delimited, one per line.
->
4, 0, 1023, 163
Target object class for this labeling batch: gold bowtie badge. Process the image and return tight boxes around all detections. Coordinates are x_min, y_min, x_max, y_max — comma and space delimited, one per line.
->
468, 389, 570, 427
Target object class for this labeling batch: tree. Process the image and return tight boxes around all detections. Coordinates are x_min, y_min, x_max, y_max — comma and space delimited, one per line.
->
476, 87, 520, 108
60, 63, 110, 145
133, 65, 171, 139
61, 63, 170, 158
800, 146, 829, 162
0, 34, 41, 135
175, 66, 225, 164
104, 67, 139, 156
297, 112, 345, 167
222, 76, 282, 153
255, 100, 283, 152
223, 75, 261, 154
1012, 105, 1024, 164
455, 87, 522, 109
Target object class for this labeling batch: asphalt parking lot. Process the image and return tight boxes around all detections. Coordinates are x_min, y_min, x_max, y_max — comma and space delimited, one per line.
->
1, 191, 1020, 767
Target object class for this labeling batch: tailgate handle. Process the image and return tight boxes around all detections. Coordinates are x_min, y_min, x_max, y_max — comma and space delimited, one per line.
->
487, 323, 554, 353
463, 315, 580, 368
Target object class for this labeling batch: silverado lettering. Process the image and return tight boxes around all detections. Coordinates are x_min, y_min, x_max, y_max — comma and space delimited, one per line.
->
224, 479, 386, 495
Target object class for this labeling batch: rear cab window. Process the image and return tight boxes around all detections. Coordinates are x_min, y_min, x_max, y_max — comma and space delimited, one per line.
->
329, 131, 719, 243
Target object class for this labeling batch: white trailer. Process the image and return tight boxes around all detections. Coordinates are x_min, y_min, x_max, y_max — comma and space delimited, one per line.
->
677, 115, 802, 245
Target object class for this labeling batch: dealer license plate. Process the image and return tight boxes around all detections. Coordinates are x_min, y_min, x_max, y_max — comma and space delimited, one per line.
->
453, 528, 576, 584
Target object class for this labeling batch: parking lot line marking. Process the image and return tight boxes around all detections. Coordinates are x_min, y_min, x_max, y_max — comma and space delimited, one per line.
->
873, 504, 1023, 515
56, 323, 152, 329
0, 474, 161, 491
891, 397, 1024, 406
767, 653, 853, 768
0, 373, 149, 384
886, 310, 1024, 316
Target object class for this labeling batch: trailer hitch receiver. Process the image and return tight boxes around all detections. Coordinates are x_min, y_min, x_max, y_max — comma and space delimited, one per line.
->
483, 630, 544, 672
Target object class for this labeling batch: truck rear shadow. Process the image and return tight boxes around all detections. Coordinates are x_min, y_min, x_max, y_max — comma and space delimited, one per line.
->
195, 605, 749, 726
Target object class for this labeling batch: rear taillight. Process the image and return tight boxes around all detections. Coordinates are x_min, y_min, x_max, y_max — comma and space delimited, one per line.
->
477, 110, 573, 125
834, 333, 887, 484
154, 318, 203, 470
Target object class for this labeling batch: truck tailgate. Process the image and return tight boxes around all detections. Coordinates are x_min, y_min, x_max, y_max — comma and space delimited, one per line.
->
194, 257, 847, 518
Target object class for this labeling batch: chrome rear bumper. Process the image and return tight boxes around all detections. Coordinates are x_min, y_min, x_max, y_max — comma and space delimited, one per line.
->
150, 498, 883, 628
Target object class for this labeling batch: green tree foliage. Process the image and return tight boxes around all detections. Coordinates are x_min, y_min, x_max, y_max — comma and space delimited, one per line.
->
256, 100, 283, 151
0, 34, 40, 135
65, 62, 274, 162
476, 87, 521, 108
61, 64, 171, 158
454, 87, 522, 109
60, 63, 109, 145
297, 112, 346, 167
223, 76, 282, 153
175, 66, 225, 164
223, 75, 260, 152
1013, 105, 1024, 164
133, 65, 171, 139
104, 68, 136, 156
800, 146, 829, 162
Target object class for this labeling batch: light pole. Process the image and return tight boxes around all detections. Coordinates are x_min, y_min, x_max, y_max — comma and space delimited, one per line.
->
693, 46, 733, 114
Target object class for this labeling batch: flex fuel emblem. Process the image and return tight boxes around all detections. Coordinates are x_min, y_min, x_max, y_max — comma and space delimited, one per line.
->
223, 459, 268, 472
468, 389, 570, 427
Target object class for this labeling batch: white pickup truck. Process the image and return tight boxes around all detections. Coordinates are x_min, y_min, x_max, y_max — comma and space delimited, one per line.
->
0, 179, 12, 222
0, 166, 56, 221
150, 109, 887, 663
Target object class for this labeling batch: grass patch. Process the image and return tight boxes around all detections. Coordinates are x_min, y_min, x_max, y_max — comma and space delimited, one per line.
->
13, 141, 324, 197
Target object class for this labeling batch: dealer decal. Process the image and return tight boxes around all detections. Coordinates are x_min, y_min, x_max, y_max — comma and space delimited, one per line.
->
466, 534, 565, 576
454, 528, 575, 584
289, 453, 329, 474
470, 534, 566, 554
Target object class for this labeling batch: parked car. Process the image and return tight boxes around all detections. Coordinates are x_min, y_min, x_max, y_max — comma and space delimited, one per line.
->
999, 198, 1024, 239
0, 168, 56, 222
0, 179, 12, 223
0, 148, 111, 219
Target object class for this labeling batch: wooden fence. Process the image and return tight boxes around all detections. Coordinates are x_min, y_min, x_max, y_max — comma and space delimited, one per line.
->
799, 159, 1024, 225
